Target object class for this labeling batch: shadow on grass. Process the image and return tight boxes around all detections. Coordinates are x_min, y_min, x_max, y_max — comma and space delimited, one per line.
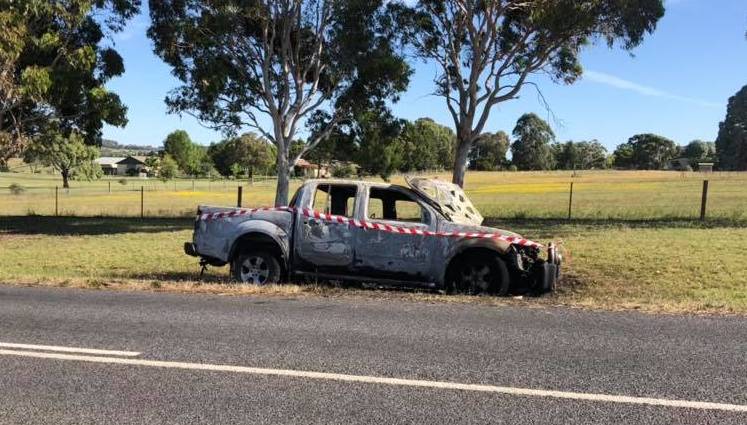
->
123, 271, 228, 284
0, 216, 193, 236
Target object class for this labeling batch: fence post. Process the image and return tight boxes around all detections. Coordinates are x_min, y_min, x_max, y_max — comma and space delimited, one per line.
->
55, 186, 58, 217
700, 180, 709, 221
567, 182, 574, 220
237, 186, 243, 208
108, 181, 111, 193
140, 186, 144, 218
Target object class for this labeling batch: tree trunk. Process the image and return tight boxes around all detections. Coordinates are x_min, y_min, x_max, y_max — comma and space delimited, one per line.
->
275, 150, 290, 206
452, 139, 472, 188
61, 168, 70, 189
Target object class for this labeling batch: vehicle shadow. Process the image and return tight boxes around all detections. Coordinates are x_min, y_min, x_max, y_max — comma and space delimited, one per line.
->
0, 216, 193, 236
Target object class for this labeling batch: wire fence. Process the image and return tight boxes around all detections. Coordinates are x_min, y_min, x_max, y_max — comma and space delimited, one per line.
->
1, 172, 747, 221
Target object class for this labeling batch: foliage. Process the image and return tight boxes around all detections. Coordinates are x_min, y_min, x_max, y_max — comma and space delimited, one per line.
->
8, 183, 25, 195
23, 128, 99, 188
469, 131, 509, 171
0, 0, 139, 161
398, 118, 455, 171
511, 114, 556, 171
391, 0, 664, 186
144, 154, 160, 177
72, 161, 104, 181
352, 109, 404, 180
715, 85, 747, 171
208, 133, 276, 178
552, 140, 608, 170
682, 140, 715, 163
305, 127, 356, 171
148, 0, 412, 205
163, 130, 206, 176
613, 134, 678, 170
159, 154, 179, 181
331, 163, 356, 178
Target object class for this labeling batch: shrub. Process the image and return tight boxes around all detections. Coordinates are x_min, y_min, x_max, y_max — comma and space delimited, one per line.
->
332, 163, 355, 178
118, 178, 127, 185
9, 183, 25, 195
507, 164, 518, 172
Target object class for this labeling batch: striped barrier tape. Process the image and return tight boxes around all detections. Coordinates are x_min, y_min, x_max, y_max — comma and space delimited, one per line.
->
199, 206, 543, 249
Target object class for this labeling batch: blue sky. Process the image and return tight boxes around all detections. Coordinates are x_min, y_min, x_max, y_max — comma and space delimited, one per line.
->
103, 0, 747, 150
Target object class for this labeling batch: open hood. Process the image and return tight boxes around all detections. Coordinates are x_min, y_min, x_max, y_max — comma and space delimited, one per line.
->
406, 177, 484, 226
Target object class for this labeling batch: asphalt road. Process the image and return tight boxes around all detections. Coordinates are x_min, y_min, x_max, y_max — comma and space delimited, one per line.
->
0, 286, 745, 424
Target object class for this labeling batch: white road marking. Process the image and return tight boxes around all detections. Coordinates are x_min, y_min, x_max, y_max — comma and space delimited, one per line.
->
0, 349, 745, 412
0, 342, 140, 357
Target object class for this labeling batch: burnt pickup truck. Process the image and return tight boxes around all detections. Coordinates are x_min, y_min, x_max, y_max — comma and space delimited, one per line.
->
185, 178, 561, 295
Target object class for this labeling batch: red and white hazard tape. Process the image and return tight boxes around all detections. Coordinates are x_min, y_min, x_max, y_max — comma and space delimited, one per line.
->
199, 206, 542, 249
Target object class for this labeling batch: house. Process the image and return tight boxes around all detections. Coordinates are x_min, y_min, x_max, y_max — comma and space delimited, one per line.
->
95, 157, 123, 175
94, 155, 149, 176
697, 162, 714, 172
116, 156, 148, 176
666, 157, 692, 171
294, 158, 331, 178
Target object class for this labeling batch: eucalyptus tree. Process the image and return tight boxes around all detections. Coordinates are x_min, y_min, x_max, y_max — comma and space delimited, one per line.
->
392, 0, 665, 186
0, 0, 138, 165
716, 86, 747, 171
148, 0, 411, 205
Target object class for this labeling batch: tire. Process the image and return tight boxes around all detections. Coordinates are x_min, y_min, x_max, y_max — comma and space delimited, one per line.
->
451, 254, 510, 296
231, 250, 281, 285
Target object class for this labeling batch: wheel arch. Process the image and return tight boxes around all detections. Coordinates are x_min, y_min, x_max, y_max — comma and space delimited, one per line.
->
443, 243, 513, 287
229, 230, 289, 276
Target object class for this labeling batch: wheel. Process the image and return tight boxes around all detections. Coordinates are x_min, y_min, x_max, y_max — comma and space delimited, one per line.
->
452, 254, 510, 296
231, 250, 281, 285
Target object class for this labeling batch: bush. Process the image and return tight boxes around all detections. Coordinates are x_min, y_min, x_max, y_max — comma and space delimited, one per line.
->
118, 178, 127, 185
508, 164, 518, 172
72, 161, 103, 181
332, 163, 355, 178
9, 183, 25, 195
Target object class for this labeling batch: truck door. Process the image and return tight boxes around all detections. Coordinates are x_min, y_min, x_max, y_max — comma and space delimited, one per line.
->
353, 186, 445, 283
293, 183, 358, 274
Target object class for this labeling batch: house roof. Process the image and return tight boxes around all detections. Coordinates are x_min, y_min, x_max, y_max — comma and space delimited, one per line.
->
95, 157, 125, 166
295, 159, 316, 169
116, 156, 147, 165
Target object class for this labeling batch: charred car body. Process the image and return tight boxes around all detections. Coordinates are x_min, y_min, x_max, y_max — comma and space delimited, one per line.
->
185, 178, 561, 295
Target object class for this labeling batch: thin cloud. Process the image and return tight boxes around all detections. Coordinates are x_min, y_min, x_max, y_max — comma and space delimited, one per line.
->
583, 70, 721, 108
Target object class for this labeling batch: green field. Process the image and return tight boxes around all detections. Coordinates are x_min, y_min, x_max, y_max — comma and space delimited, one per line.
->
1, 170, 746, 313
2, 170, 747, 220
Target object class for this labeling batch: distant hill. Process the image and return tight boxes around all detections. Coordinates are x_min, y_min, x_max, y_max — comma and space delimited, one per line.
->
101, 139, 160, 157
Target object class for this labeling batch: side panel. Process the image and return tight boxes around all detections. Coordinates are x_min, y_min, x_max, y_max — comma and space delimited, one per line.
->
352, 187, 447, 283
292, 182, 359, 274
194, 209, 291, 262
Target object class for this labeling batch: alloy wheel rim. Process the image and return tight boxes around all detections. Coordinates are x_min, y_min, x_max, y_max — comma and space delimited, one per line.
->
461, 265, 491, 293
240, 256, 270, 284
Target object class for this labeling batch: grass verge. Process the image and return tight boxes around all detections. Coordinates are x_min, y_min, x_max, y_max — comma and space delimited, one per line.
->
1, 216, 746, 314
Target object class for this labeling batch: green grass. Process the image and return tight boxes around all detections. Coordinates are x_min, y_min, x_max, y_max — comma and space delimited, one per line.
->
1, 216, 746, 314
2, 170, 746, 313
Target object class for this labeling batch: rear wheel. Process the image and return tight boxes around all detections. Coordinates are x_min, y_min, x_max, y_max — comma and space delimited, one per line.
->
451, 254, 510, 296
232, 250, 281, 285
